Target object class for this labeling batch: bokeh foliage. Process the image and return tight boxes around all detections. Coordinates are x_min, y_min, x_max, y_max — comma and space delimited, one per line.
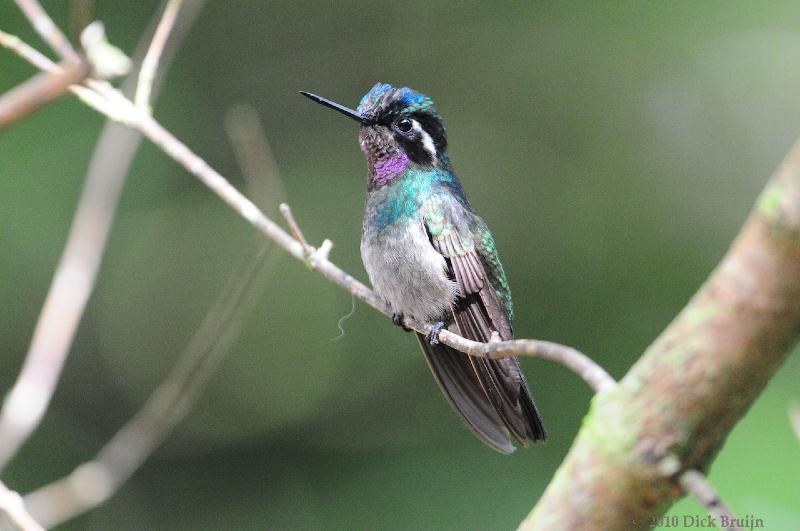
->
1, 1, 798, 529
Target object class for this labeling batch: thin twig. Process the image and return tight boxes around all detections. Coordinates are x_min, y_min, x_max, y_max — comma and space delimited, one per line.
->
13, 0, 79, 62
316, 239, 333, 261
679, 470, 742, 531
0, 3, 204, 472
0, 28, 66, 71
134, 0, 183, 110
0, 58, 89, 131
440, 334, 616, 393
0, 481, 43, 531
279, 203, 313, 255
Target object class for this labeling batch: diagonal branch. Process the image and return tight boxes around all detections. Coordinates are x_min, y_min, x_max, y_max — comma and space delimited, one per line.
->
520, 138, 800, 529
14, 0, 79, 62
0, 481, 43, 531
0, 57, 89, 131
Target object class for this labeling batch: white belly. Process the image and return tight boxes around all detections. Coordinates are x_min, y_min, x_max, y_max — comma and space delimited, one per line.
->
361, 217, 458, 322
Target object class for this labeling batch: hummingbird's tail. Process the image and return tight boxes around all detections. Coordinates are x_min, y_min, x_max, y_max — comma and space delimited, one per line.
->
416, 308, 546, 452
447, 287, 547, 448
417, 333, 516, 454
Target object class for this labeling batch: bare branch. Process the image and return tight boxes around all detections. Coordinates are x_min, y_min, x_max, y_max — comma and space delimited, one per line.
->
0, 29, 127, 118
0, 28, 63, 71
521, 138, 800, 529
0, 3, 204, 471
13, 0, 79, 62
0, 57, 89, 131
679, 470, 742, 531
279, 203, 313, 255
134, 0, 183, 110
440, 333, 615, 393
0, 481, 43, 531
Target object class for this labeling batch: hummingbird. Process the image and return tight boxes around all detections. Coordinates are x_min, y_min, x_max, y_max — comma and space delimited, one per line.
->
300, 83, 546, 453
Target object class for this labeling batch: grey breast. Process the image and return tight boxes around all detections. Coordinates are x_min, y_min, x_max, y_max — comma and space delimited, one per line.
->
360, 194, 458, 322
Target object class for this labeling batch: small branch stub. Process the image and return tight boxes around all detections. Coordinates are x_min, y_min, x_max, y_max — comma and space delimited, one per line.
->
279, 203, 313, 256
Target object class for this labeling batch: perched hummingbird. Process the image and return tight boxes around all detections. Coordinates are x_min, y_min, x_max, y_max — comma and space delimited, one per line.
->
301, 83, 546, 453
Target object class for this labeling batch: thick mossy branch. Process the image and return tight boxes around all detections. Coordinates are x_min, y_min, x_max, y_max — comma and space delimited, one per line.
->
520, 141, 800, 530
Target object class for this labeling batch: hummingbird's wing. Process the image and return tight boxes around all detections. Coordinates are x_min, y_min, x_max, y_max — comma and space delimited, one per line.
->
424, 214, 546, 448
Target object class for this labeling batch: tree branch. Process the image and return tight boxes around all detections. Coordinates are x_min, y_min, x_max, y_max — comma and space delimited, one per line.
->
0, 57, 89, 131
520, 140, 800, 529
279, 203, 313, 255
134, 0, 182, 110
14, 0, 79, 62
0, 483, 39, 531
0, 481, 43, 531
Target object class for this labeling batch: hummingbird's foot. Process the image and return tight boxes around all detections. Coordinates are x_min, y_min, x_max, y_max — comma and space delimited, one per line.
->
427, 321, 446, 345
392, 312, 412, 332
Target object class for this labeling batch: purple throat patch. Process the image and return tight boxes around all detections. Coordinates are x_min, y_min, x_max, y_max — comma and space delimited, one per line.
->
371, 152, 410, 185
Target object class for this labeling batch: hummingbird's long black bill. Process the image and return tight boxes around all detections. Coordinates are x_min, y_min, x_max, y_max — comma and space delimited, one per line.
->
299, 91, 369, 125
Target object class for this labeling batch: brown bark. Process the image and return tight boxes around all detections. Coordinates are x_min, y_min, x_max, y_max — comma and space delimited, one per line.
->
0, 59, 89, 132
520, 140, 800, 529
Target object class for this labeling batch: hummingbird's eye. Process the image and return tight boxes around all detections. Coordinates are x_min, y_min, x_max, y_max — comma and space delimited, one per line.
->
395, 118, 414, 134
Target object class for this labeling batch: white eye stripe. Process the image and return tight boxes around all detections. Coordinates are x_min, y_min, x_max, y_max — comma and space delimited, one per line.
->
410, 119, 437, 161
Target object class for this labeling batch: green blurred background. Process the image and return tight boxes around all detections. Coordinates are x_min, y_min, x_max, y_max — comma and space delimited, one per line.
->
2, 1, 799, 529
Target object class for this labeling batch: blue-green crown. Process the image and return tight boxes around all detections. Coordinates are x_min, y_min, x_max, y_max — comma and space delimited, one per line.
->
357, 83, 440, 121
